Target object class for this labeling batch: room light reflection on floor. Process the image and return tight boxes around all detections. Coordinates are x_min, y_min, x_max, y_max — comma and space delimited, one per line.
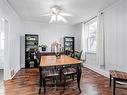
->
0, 81, 5, 95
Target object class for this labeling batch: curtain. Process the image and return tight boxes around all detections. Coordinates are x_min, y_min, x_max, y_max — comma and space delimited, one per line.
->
96, 12, 105, 66
81, 22, 88, 60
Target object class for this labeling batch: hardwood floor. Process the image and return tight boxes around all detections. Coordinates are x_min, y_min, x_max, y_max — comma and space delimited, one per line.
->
2, 67, 127, 95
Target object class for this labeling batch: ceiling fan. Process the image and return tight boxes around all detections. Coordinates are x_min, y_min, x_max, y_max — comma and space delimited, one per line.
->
41, 5, 72, 23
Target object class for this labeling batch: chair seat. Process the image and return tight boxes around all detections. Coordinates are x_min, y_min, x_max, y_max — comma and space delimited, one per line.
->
42, 69, 59, 78
62, 67, 77, 75
110, 70, 127, 80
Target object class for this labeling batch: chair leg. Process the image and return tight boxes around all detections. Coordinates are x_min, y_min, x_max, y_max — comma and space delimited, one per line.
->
39, 88, 41, 94
39, 79, 42, 94
110, 74, 112, 87
72, 75, 75, 81
55, 76, 59, 91
113, 78, 116, 95
53, 77, 55, 87
43, 78, 46, 95
39, 67, 42, 94
64, 75, 66, 90
60, 70, 62, 82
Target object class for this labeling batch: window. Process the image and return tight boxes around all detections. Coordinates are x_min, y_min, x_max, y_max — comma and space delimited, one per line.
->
0, 19, 5, 50
86, 19, 97, 53
0, 32, 5, 49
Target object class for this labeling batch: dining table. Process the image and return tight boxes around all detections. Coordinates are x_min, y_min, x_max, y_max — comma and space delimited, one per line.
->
39, 55, 82, 94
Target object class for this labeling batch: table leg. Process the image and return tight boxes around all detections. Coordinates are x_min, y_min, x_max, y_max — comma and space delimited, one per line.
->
77, 64, 82, 93
39, 67, 42, 94
60, 68, 62, 82
43, 77, 46, 95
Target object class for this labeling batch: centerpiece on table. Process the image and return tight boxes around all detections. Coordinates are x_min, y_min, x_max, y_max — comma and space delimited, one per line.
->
51, 41, 61, 59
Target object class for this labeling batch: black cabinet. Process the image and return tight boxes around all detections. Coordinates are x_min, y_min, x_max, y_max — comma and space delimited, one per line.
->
64, 37, 75, 55
25, 34, 38, 68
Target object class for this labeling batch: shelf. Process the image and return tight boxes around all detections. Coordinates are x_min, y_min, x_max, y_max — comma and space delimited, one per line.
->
26, 44, 38, 46
25, 34, 39, 68
64, 37, 74, 54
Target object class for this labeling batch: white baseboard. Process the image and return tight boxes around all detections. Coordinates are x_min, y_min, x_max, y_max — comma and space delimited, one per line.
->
84, 63, 110, 78
10, 69, 19, 79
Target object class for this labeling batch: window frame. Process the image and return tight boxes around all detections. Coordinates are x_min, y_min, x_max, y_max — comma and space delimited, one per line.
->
86, 18, 97, 53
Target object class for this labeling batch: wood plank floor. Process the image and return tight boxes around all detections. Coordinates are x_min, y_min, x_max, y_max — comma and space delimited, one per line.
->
2, 67, 127, 95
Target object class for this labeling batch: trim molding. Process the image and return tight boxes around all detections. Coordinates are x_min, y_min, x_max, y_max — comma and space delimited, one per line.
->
84, 63, 110, 78
10, 69, 19, 80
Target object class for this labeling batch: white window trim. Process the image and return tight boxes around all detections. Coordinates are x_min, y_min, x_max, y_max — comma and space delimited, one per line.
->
86, 18, 97, 53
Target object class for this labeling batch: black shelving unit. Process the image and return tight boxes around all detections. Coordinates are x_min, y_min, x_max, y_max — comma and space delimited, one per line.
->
64, 36, 75, 55
25, 34, 38, 68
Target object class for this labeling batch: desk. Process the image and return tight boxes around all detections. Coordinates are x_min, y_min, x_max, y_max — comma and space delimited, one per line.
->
39, 55, 82, 94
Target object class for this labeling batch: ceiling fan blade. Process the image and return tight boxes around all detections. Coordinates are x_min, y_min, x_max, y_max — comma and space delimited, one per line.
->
40, 13, 51, 16
57, 15, 68, 23
49, 18, 53, 24
49, 15, 56, 23
61, 17, 68, 23
59, 12, 72, 16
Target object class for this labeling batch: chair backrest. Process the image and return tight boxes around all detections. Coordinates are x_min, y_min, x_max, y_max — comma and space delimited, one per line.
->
74, 50, 82, 60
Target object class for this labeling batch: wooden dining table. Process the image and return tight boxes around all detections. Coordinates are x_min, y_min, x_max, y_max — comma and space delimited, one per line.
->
39, 55, 82, 94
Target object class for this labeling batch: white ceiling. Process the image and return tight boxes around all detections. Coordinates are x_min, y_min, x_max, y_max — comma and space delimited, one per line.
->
7, 0, 119, 24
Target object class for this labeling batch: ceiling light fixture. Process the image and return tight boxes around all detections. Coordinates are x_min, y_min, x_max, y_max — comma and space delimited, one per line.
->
41, 5, 72, 24
49, 6, 67, 23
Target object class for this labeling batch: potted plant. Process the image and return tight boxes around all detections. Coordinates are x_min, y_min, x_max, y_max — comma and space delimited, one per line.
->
39, 44, 47, 51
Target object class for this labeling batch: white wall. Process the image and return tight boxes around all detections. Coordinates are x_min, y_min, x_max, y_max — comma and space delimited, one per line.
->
104, 0, 127, 71
0, 0, 22, 80
20, 21, 78, 68
82, 0, 127, 73
73, 23, 82, 50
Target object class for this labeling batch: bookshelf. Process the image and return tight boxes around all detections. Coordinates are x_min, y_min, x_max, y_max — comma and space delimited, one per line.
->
64, 37, 75, 55
25, 34, 38, 68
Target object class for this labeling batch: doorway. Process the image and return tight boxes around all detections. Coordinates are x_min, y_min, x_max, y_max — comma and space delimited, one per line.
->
0, 17, 10, 82
0, 18, 5, 83
0, 17, 10, 94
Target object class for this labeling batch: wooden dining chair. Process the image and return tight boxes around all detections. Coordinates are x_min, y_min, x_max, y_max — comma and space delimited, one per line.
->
61, 51, 82, 89
109, 70, 127, 95
73, 50, 82, 60
39, 67, 60, 95
61, 66, 77, 88
38, 55, 60, 94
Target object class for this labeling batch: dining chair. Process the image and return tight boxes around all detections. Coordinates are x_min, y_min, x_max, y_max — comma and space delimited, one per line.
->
109, 70, 127, 95
61, 66, 77, 88
34, 49, 40, 67
73, 50, 82, 60
61, 50, 82, 89
39, 67, 60, 95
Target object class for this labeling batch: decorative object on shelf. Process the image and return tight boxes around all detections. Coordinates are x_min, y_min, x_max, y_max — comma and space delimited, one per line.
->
39, 44, 47, 51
